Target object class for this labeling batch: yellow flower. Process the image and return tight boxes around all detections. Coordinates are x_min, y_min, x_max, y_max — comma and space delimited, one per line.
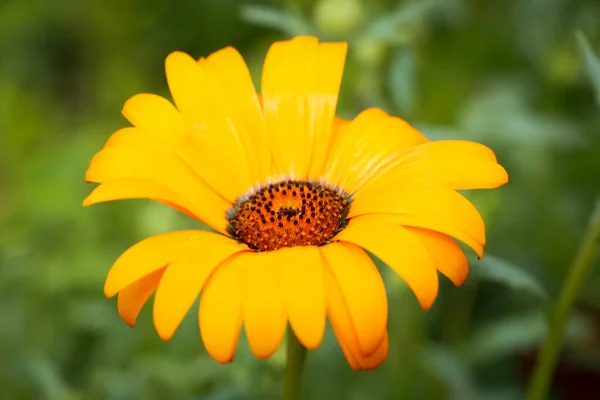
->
83, 36, 508, 370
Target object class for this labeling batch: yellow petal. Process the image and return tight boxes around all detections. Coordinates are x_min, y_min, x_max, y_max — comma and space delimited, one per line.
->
374, 140, 508, 191
84, 170, 198, 220
199, 252, 249, 364
324, 265, 360, 363
117, 267, 166, 327
121, 93, 190, 147
104, 230, 227, 298
389, 213, 484, 259
334, 328, 389, 371
103, 127, 152, 149
406, 227, 469, 286
153, 237, 247, 341
320, 242, 387, 355
85, 144, 230, 233
102, 126, 218, 205
351, 331, 388, 371
324, 108, 429, 195
123, 89, 262, 199
103, 126, 187, 157
336, 331, 361, 370
204, 47, 271, 185
165, 51, 254, 201
83, 177, 196, 217
363, 331, 389, 370
335, 215, 438, 310
243, 250, 287, 359
349, 181, 485, 257
324, 266, 388, 370
306, 42, 349, 179
330, 117, 350, 145
261, 36, 347, 180
280, 246, 326, 350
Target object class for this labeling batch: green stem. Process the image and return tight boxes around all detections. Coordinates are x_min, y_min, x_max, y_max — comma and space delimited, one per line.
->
282, 328, 307, 400
526, 199, 600, 400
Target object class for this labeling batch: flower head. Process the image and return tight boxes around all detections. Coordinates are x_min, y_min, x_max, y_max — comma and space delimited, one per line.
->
84, 36, 508, 370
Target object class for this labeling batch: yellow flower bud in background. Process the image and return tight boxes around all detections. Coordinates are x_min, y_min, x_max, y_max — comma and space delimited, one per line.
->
354, 37, 387, 67
313, 0, 364, 36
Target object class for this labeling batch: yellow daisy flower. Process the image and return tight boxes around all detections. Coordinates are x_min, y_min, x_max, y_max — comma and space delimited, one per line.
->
84, 36, 508, 370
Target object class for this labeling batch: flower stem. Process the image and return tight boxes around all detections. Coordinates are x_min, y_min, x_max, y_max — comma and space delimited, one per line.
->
526, 199, 600, 400
282, 328, 307, 400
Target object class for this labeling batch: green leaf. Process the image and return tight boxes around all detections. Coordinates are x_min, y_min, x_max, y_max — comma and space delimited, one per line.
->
239, 4, 314, 37
21, 356, 65, 399
576, 31, 600, 106
461, 310, 594, 365
200, 390, 248, 400
468, 254, 550, 303
424, 346, 476, 399
389, 47, 416, 118
363, 0, 438, 43
462, 310, 547, 364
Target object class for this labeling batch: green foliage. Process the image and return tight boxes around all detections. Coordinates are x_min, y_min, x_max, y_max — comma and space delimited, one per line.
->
240, 4, 315, 37
577, 31, 600, 105
2, 0, 600, 399
469, 255, 550, 305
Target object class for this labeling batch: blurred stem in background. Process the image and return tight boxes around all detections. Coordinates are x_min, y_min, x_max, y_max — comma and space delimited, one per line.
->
282, 328, 307, 400
526, 199, 600, 400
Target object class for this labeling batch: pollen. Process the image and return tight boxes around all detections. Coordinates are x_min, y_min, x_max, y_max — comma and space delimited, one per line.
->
226, 180, 350, 251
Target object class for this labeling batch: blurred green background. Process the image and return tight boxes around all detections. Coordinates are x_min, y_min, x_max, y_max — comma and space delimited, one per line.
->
2, 0, 600, 399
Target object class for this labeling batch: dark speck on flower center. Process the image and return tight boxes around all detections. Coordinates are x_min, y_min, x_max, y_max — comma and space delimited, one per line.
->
226, 180, 351, 251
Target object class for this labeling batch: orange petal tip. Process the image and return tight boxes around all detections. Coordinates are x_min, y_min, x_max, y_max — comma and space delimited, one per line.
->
214, 356, 235, 365
104, 275, 120, 298
104, 285, 117, 299
155, 327, 175, 342
452, 277, 468, 288
82, 196, 93, 207
419, 295, 436, 311
153, 311, 178, 342
121, 318, 135, 328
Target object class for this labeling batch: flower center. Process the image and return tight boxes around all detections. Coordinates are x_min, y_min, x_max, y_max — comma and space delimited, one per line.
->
226, 180, 350, 251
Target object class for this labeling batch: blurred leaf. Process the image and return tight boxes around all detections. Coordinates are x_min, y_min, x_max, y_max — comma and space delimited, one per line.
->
239, 4, 314, 36
469, 254, 550, 304
462, 310, 595, 365
576, 31, 600, 106
389, 47, 416, 117
458, 79, 585, 149
462, 310, 547, 364
199, 389, 248, 400
68, 299, 114, 332
363, 0, 438, 43
514, 0, 564, 67
424, 346, 476, 399
475, 388, 524, 400
22, 356, 65, 400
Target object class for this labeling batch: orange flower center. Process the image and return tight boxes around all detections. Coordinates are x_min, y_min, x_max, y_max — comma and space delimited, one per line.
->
227, 180, 350, 251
